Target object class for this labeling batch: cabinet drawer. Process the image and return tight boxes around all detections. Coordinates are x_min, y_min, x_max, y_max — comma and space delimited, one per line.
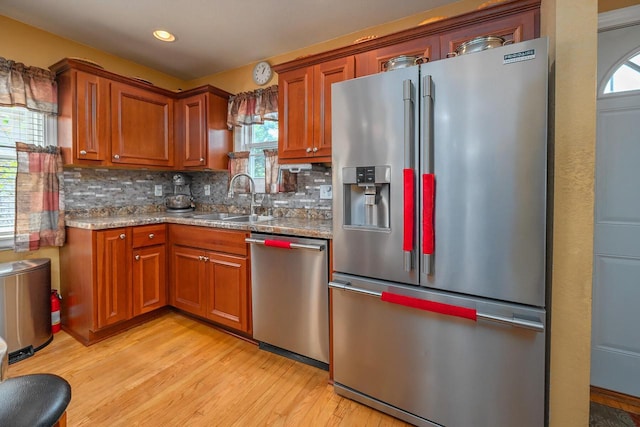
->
169, 225, 248, 256
133, 224, 167, 248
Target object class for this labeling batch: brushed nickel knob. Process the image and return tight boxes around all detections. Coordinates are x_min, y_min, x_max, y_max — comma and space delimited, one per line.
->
148, 233, 155, 239
203, 256, 209, 262
312, 147, 318, 152
135, 255, 140, 261
119, 233, 126, 240
199, 158, 205, 162
306, 147, 312, 153
113, 154, 120, 159
79, 150, 87, 155
198, 255, 204, 261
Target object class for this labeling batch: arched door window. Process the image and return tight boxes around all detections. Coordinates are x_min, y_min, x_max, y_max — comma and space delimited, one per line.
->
603, 51, 640, 94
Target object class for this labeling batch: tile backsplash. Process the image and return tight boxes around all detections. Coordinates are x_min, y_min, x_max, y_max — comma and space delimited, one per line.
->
63, 166, 333, 219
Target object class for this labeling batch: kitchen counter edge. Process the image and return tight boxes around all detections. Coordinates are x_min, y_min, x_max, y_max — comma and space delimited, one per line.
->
65, 214, 333, 240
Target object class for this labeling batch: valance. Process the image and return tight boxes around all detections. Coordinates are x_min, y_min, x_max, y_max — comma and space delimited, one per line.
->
0, 57, 58, 115
227, 85, 277, 128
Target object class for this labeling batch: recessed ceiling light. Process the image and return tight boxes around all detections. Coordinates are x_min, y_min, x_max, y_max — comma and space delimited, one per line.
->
153, 29, 176, 42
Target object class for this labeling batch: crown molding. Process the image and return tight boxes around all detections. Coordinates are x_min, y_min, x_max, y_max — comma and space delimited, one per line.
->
599, 4, 640, 31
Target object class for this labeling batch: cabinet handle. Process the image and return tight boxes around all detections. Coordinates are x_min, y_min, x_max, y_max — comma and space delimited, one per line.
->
79, 150, 87, 155
199, 158, 205, 162
306, 147, 312, 153
113, 154, 120, 159
135, 255, 140, 261
119, 233, 126, 240
312, 147, 318, 152
203, 256, 209, 262
198, 255, 204, 261
148, 233, 155, 239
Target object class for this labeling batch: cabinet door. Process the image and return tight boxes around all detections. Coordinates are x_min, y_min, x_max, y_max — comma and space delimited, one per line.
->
178, 93, 208, 168
95, 228, 131, 330
132, 244, 167, 316
170, 245, 207, 316
75, 71, 109, 162
110, 82, 174, 167
206, 252, 249, 333
278, 66, 314, 161
313, 56, 355, 161
355, 36, 440, 77
439, 11, 538, 57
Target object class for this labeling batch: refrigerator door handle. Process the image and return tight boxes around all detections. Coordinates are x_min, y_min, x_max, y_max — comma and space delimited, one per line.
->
421, 75, 434, 276
402, 79, 415, 272
331, 286, 546, 333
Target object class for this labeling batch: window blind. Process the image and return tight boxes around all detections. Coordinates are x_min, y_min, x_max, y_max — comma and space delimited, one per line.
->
0, 107, 48, 245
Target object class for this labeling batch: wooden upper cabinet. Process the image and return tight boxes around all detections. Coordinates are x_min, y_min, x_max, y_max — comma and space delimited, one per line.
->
52, 58, 231, 170
110, 82, 174, 167
278, 66, 314, 161
439, 10, 538, 57
56, 68, 110, 166
175, 89, 232, 170
178, 93, 207, 168
355, 36, 440, 77
74, 71, 110, 162
313, 57, 355, 161
278, 56, 354, 163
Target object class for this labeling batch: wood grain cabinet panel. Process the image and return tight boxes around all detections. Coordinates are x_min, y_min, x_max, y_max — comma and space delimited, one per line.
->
110, 82, 174, 167
60, 225, 168, 345
277, 56, 354, 164
132, 244, 167, 316
95, 228, 132, 330
175, 90, 232, 170
168, 225, 251, 334
355, 36, 440, 77
439, 11, 538, 57
206, 253, 248, 332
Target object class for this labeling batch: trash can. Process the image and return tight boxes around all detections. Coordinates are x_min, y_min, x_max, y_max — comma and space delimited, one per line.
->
0, 259, 53, 364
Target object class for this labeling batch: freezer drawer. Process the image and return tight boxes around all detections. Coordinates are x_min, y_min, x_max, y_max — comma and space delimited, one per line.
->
331, 273, 546, 427
249, 234, 329, 365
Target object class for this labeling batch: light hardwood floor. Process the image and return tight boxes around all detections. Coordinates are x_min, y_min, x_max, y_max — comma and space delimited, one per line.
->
8, 312, 410, 426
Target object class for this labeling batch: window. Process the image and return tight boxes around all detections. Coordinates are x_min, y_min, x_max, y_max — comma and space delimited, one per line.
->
233, 120, 278, 193
604, 51, 640, 94
0, 106, 53, 249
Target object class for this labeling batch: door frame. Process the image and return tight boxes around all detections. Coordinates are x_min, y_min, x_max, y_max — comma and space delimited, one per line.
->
591, 3, 640, 400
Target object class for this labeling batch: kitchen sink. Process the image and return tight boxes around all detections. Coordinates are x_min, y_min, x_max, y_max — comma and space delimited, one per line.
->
190, 212, 232, 220
222, 215, 274, 223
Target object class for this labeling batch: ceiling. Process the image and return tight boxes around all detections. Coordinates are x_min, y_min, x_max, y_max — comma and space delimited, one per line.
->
0, 0, 457, 81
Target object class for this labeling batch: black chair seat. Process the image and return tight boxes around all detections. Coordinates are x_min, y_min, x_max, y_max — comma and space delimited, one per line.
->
0, 373, 71, 427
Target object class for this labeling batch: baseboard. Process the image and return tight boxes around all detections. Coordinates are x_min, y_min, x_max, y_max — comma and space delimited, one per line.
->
591, 385, 640, 415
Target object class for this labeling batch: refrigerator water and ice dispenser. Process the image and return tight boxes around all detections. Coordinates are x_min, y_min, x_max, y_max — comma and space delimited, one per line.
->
341, 165, 390, 229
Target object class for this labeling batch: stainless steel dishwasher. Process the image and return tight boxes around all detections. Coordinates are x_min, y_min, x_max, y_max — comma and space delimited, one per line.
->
247, 233, 329, 368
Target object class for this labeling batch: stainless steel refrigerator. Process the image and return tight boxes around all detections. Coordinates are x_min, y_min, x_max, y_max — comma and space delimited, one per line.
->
330, 37, 548, 427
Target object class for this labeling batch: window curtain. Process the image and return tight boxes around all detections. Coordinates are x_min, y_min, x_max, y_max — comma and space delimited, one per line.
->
264, 149, 296, 194
14, 142, 65, 252
0, 57, 58, 115
227, 85, 278, 129
227, 151, 250, 193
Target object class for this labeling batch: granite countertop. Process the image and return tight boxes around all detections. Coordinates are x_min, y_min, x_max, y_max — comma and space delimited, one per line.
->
65, 213, 333, 239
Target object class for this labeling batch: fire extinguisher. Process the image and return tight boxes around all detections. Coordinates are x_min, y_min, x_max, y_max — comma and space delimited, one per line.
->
51, 289, 62, 334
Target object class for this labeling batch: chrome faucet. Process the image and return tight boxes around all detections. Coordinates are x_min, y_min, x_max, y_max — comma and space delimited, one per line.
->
227, 173, 257, 218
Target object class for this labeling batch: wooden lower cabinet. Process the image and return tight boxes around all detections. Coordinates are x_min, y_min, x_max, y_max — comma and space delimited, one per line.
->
170, 245, 207, 316
169, 225, 251, 334
206, 253, 248, 332
95, 228, 132, 329
60, 224, 168, 345
132, 244, 167, 316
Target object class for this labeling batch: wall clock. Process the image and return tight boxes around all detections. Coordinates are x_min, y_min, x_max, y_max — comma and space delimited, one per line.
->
253, 61, 273, 86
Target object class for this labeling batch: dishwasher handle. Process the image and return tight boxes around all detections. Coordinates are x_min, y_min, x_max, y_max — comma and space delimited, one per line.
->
245, 237, 325, 251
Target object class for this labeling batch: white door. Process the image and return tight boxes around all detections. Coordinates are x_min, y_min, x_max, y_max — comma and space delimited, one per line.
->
592, 18, 640, 397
